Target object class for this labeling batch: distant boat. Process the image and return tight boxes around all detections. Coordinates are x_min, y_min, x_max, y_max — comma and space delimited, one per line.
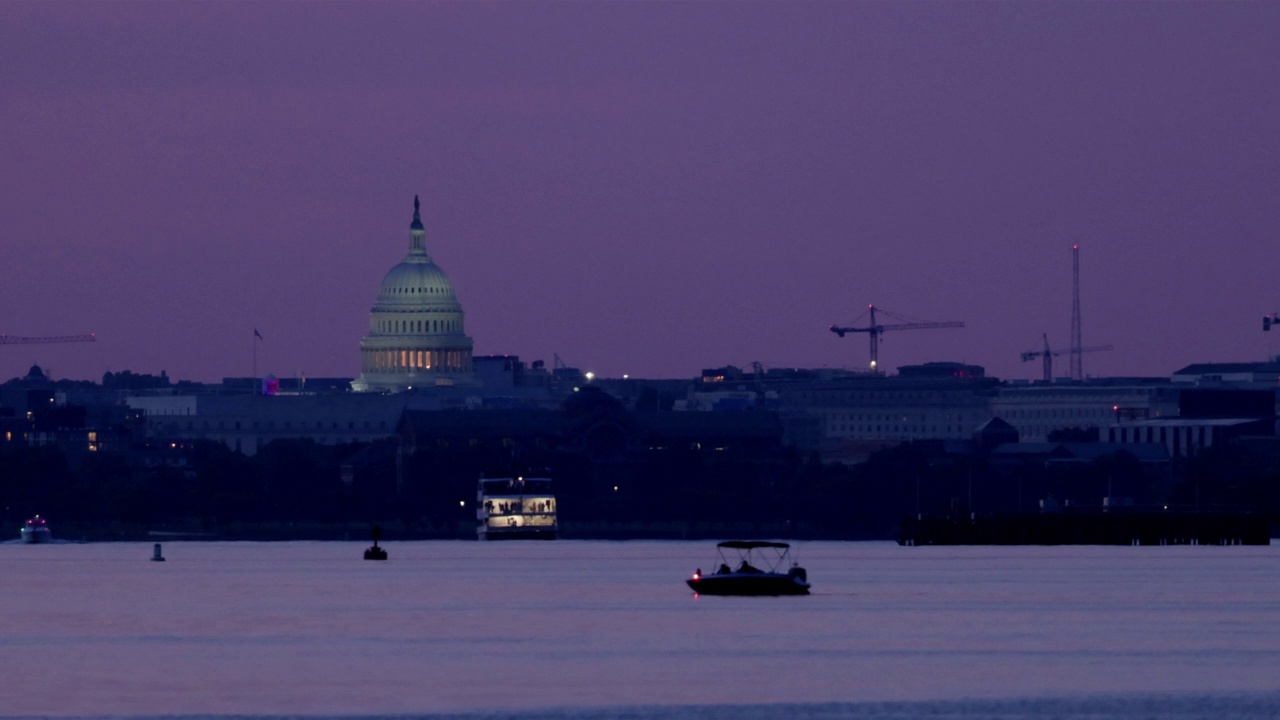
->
20, 515, 52, 544
477, 473, 557, 540
686, 541, 810, 596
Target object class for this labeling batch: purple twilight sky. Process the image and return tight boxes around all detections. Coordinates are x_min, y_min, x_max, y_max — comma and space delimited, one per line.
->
2, 1, 1279, 383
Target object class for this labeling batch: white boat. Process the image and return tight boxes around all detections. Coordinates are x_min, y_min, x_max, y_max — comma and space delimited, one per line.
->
20, 515, 52, 544
477, 473, 557, 540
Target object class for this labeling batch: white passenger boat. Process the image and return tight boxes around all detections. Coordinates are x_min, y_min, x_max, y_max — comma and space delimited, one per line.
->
477, 473, 557, 540
20, 515, 52, 544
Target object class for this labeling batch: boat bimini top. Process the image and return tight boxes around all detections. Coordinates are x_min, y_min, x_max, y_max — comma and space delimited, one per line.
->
713, 540, 797, 574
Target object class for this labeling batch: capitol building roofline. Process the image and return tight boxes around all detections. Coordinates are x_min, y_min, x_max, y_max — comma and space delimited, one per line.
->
351, 196, 477, 393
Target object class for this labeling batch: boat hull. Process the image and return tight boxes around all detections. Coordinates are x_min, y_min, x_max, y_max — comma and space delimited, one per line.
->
20, 528, 52, 544
686, 573, 810, 596
478, 528, 557, 541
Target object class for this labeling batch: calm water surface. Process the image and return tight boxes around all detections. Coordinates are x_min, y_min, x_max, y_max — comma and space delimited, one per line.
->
1, 540, 1278, 718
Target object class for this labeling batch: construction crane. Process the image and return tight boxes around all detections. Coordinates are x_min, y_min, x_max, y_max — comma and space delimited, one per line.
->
830, 305, 963, 374
750, 360, 766, 396
1, 333, 96, 346
1020, 333, 1112, 382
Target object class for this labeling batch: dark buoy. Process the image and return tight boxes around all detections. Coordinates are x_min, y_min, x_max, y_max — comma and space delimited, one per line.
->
151, 543, 166, 562
363, 524, 387, 561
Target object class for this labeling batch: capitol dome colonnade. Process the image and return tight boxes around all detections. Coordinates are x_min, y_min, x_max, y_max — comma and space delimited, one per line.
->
351, 196, 475, 392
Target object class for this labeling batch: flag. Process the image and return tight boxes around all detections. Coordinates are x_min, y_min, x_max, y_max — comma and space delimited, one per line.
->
254, 328, 263, 340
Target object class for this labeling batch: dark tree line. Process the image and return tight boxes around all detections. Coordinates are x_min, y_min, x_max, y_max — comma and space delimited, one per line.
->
0, 439, 371, 538
3, 433, 1277, 540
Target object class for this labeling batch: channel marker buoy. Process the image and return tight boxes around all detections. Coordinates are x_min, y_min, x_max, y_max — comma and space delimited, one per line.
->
364, 524, 387, 560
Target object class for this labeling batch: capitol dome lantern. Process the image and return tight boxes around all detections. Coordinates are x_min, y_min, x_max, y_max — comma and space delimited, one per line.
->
351, 196, 475, 392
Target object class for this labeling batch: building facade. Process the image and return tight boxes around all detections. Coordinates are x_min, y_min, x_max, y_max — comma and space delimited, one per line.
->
127, 393, 416, 455
990, 380, 1181, 443
768, 367, 999, 463
1105, 418, 1276, 458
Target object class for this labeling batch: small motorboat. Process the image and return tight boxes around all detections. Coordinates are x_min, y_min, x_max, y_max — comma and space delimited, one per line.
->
686, 540, 810, 596
20, 515, 52, 544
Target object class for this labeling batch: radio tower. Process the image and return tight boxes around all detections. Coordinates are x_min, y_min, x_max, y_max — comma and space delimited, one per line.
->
1069, 244, 1084, 381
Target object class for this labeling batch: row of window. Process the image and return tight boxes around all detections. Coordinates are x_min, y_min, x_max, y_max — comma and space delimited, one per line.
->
828, 425, 970, 437
376, 318, 461, 334
365, 348, 471, 373
828, 412, 979, 423
1001, 389, 1167, 400
416, 438, 729, 452
388, 285, 447, 295
1000, 407, 1116, 420
1113, 426, 1214, 446
805, 391, 967, 403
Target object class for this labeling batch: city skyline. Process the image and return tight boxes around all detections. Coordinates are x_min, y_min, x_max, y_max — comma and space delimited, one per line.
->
3, 2, 1280, 383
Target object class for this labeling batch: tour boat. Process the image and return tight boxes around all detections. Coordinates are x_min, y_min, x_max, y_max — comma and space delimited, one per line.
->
477, 473, 557, 540
20, 515, 52, 544
686, 541, 810, 596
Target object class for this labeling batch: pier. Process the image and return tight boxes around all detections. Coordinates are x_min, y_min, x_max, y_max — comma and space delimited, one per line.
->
900, 509, 1272, 546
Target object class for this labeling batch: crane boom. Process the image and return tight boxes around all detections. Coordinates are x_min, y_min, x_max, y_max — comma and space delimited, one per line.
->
830, 305, 964, 373
1020, 333, 1112, 382
0, 333, 96, 346
875, 321, 966, 332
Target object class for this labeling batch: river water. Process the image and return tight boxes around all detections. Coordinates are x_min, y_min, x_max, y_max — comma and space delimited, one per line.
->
1, 540, 1278, 718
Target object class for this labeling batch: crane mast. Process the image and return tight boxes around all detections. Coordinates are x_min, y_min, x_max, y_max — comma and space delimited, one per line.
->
1070, 245, 1085, 380
830, 305, 963, 374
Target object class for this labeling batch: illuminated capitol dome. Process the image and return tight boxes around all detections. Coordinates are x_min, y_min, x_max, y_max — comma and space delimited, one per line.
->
351, 196, 475, 392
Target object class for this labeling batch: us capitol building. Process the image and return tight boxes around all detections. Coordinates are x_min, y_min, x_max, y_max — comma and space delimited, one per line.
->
351, 196, 476, 392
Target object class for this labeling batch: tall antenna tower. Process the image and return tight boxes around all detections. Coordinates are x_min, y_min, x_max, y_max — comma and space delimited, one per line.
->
1069, 244, 1084, 381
